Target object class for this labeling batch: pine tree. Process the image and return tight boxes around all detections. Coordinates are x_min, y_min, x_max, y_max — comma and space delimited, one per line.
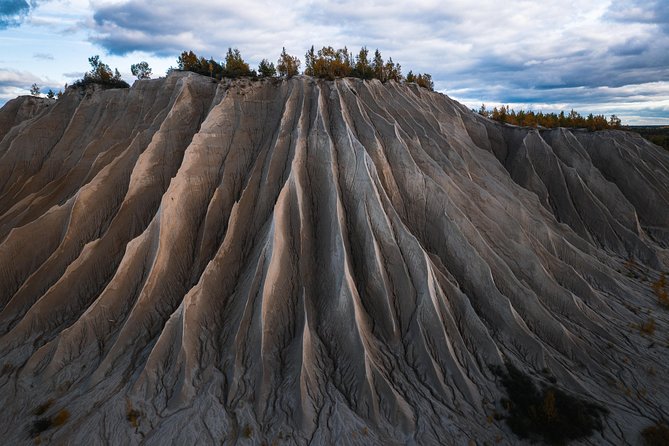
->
372, 49, 384, 81
258, 59, 277, 77
304, 46, 316, 76
354, 47, 373, 79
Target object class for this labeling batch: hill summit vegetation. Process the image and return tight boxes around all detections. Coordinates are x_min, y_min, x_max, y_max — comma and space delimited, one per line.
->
48, 47, 663, 139
72, 55, 130, 89
174, 45, 435, 90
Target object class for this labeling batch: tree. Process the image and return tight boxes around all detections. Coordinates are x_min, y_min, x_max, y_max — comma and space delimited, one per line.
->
415, 73, 434, 91
177, 51, 200, 71
258, 59, 276, 77
225, 48, 253, 78
372, 49, 384, 81
130, 61, 152, 79
46, 89, 55, 99
609, 114, 621, 128
277, 47, 301, 78
383, 57, 402, 82
30, 83, 40, 96
88, 55, 113, 82
304, 46, 316, 76
176, 50, 225, 78
406, 70, 416, 83
353, 47, 373, 79
306, 46, 353, 80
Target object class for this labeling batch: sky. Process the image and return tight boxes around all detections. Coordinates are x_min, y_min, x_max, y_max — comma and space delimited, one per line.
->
1, 0, 668, 125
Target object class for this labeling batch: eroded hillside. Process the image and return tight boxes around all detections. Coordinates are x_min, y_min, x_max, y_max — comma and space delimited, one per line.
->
0, 72, 668, 445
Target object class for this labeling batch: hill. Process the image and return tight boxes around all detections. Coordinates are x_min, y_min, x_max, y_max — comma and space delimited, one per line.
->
0, 72, 668, 445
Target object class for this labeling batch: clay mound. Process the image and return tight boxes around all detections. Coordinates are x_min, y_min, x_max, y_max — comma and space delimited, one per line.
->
0, 72, 668, 445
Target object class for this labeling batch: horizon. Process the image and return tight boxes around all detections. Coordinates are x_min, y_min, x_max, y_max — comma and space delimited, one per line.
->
1, 0, 668, 125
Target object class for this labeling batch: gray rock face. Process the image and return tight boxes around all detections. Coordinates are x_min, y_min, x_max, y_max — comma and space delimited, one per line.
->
0, 72, 667, 445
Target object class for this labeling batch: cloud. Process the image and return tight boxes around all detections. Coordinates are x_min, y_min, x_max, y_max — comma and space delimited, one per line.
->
62, 71, 84, 79
0, 0, 62, 29
606, 0, 669, 32
33, 52, 55, 60
0, 0, 30, 28
0, 68, 41, 102
2, 0, 667, 124
80, 0, 669, 124
0, 68, 63, 102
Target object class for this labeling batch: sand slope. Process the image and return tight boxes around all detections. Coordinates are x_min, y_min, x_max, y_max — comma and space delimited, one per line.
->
0, 72, 668, 445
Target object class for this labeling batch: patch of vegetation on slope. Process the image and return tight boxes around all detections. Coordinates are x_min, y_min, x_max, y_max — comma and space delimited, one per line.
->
492, 364, 607, 445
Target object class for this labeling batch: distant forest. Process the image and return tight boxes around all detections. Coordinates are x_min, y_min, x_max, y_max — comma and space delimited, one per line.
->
626, 126, 669, 151
477, 104, 622, 131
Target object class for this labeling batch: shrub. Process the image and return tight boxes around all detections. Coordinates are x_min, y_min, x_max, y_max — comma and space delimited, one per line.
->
33, 400, 54, 416
72, 55, 130, 89
642, 422, 669, 446
125, 399, 141, 428
52, 410, 70, 427
638, 317, 656, 336
493, 364, 607, 445
28, 407, 69, 438
29, 418, 52, 438
653, 273, 668, 307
